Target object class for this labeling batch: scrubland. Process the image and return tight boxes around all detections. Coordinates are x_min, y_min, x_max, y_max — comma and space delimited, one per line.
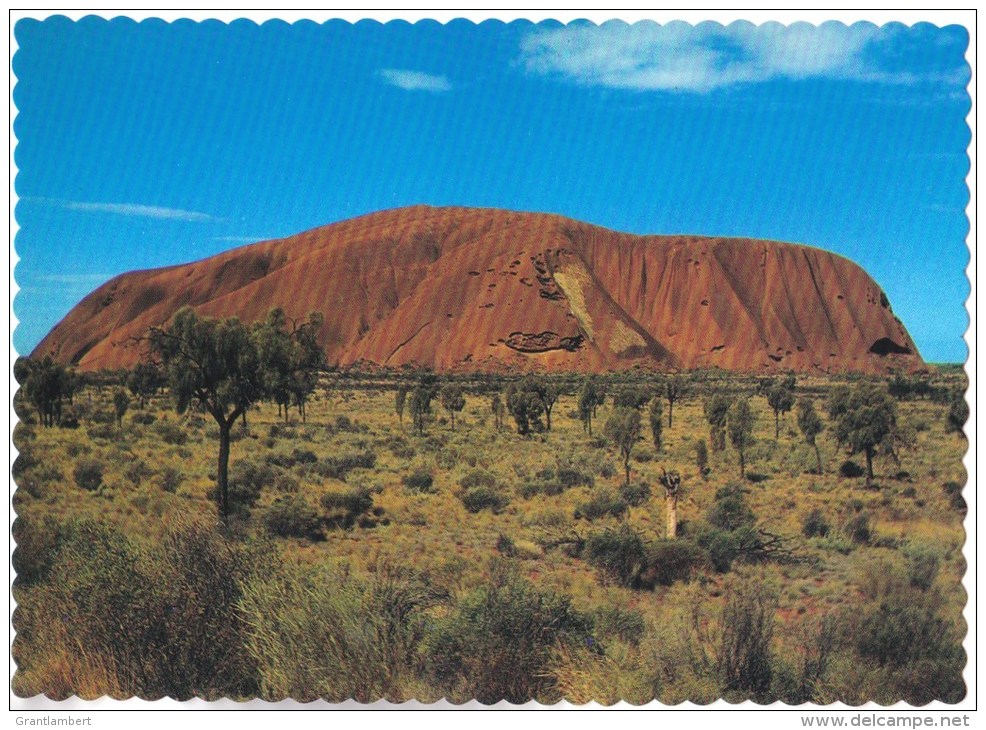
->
11, 368, 969, 705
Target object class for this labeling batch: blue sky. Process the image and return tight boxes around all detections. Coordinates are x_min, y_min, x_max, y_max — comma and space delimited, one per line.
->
12, 18, 971, 362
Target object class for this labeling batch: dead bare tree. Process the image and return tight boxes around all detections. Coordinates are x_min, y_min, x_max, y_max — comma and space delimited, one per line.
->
659, 468, 682, 539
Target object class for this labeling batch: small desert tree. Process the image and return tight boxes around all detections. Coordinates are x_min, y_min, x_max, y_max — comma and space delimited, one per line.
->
605, 407, 641, 487
440, 383, 466, 430
577, 377, 604, 436
613, 386, 650, 410
126, 361, 165, 408
17, 355, 74, 428
704, 393, 731, 452
664, 374, 687, 428
112, 389, 130, 428
491, 392, 505, 432
254, 309, 293, 421
946, 388, 969, 435
524, 375, 559, 431
728, 397, 756, 478
254, 308, 324, 424
395, 385, 408, 426
506, 383, 544, 436
648, 397, 664, 452
149, 308, 272, 520
766, 384, 796, 440
828, 383, 898, 487
407, 372, 439, 434
285, 311, 325, 423
797, 396, 824, 474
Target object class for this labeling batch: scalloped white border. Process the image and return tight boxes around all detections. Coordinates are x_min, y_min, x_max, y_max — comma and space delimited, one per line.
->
7, 8, 976, 721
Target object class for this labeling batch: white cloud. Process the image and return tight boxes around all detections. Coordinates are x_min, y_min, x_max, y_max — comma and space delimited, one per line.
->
214, 235, 268, 243
64, 201, 216, 221
36, 273, 114, 284
25, 197, 217, 222
378, 68, 452, 93
519, 21, 957, 93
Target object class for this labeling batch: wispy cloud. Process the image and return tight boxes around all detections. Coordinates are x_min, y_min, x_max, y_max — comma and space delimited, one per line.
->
214, 235, 270, 243
24, 197, 217, 222
378, 68, 452, 93
520, 21, 968, 93
36, 273, 115, 284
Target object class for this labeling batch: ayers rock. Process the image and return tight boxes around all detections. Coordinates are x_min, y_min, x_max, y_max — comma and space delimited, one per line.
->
33, 205, 923, 375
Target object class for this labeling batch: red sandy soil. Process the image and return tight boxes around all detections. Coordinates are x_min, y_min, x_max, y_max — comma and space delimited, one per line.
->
33, 205, 923, 375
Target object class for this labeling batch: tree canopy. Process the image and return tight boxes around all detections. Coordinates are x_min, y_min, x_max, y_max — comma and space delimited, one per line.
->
148, 306, 325, 519
604, 407, 642, 487
828, 383, 898, 487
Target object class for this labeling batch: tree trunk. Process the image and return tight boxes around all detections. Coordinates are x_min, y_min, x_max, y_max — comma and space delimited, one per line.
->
242, 409, 248, 434
738, 449, 746, 478
865, 448, 874, 488
624, 458, 631, 488
217, 421, 232, 521
814, 442, 823, 475
666, 493, 678, 539
545, 405, 552, 431
775, 411, 780, 440
667, 399, 673, 428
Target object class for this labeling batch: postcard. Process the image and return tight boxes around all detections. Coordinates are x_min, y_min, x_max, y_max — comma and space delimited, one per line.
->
10, 11, 974, 711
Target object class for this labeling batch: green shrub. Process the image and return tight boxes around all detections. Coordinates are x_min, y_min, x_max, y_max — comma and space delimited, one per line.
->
423, 562, 595, 704
638, 539, 705, 587
583, 526, 646, 587
460, 486, 510, 514
707, 485, 755, 531
845, 513, 872, 545
575, 490, 628, 521
16, 463, 62, 500
240, 563, 442, 703
154, 418, 188, 445
717, 579, 778, 700
291, 448, 318, 465
264, 497, 324, 541
208, 459, 276, 514
618, 481, 651, 507
321, 486, 374, 518
942, 481, 966, 513
695, 440, 709, 477
124, 459, 153, 487
590, 605, 646, 646
857, 598, 956, 668
495, 533, 516, 557
802, 508, 830, 538
131, 411, 156, 425
904, 544, 941, 591
839, 460, 866, 479
12, 515, 66, 586
73, 458, 105, 491
15, 520, 265, 699
459, 469, 497, 490
316, 450, 377, 481
274, 473, 300, 493
402, 467, 434, 493
555, 466, 594, 489
159, 466, 184, 493
703, 529, 741, 572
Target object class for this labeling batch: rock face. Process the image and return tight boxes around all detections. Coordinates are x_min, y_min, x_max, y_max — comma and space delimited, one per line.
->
32, 205, 923, 374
